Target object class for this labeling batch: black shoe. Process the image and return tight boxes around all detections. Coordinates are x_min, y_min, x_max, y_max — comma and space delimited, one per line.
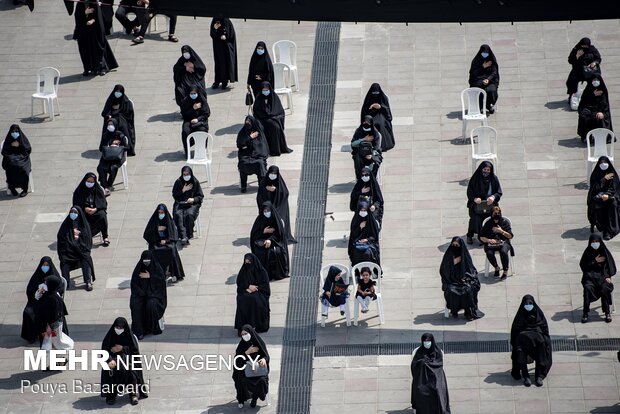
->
581, 314, 588, 323
451, 311, 458, 318
19, 190, 27, 197
604, 234, 612, 241
86, 283, 93, 291
130, 394, 139, 405
523, 377, 531, 387
82, 71, 91, 77
211, 82, 219, 89
494, 268, 500, 277
240, 187, 247, 193
98, 70, 107, 76
250, 398, 257, 408
102, 238, 110, 247
340, 310, 345, 316
9, 188, 18, 196
535, 377, 543, 387
500, 271, 508, 280
605, 313, 612, 323
137, 333, 144, 340
488, 106, 495, 114
466, 236, 473, 244
181, 237, 189, 245
222, 81, 229, 89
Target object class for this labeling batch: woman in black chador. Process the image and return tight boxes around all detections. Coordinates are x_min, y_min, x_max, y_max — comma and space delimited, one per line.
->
466, 161, 502, 244
235, 254, 271, 334
257, 165, 296, 243
173, 45, 207, 108
233, 324, 270, 408
35, 275, 72, 351
510, 295, 552, 387
469, 44, 500, 114
440, 237, 484, 321
2, 124, 31, 197
247, 41, 274, 97
580, 233, 615, 324
101, 85, 135, 156
237, 115, 269, 193
73, 172, 109, 246
252, 82, 292, 156
411, 333, 451, 414
578, 76, 613, 142
348, 201, 381, 267
250, 201, 290, 281
143, 204, 185, 282
57, 206, 96, 291
351, 116, 383, 180
587, 156, 620, 240
98, 119, 128, 195
209, 17, 238, 89
479, 206, 514, 279
180, 85, 211, 157
360, 83, 395, 151
22, 256, 61, 343
100, 317, 148, 406
73, 0, 118, 76
567, 37, 602, 100
172, 166, 204, 244
350, 166, 384, 225
130, 251, 167, 339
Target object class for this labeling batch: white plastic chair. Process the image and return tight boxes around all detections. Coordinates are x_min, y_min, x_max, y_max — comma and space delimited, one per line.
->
31, 67, 60, 121
461, 87, 488, 140
185, 132, 214, 187
586, 128, 616, 182
481, 216, 516, 277
471, 126, 498, 174
352, 262, 385, 325
570, 81, 588, 111
1, 140, 34, 194
147, 14, 169, 34
272, 40, 299, 92
273, 63, 294, 114
194, 214, 202, 238
319, 263, 353, 327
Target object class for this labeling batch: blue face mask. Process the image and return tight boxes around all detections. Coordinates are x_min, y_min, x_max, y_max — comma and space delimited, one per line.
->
158, 213, 166, 220
114, 91, 123, 98
256, 48, 265, 55
524, 304, 534, 312
262, 90, 270, 96
69, 212, 78, 221
41, 265, 50, 273
481, 52, 489, 59
189, 93, 198, 100
11, 131, 20, 139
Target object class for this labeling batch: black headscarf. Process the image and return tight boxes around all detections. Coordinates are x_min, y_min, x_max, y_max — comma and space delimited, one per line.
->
467, 161, 502, 208
143, 204, 179, 246
235, 324, 270, 368
237, 253, 271, 296
237, 115, 269, 160
440, 236, 477, 286
579, 232, 617, 278
2, 124, 32, 173
99, 118, 128, 152
57, 206, 96, 281
130, 250, 167, 308
172, 166, 204, 206
350, 166, 384, 212
361, 83, 392, 122
322, 265, 348, 292
411, 333, 450, 413
26, 256, 61, 304
257, 165, 296, 243
247, 41, 274, 91
569, 37, 602, 67
252, 81, 285, 120
352, 115, 381, 152
72, 172, 108, 211
101, 84, 135, 155
510, 295, 549, 346
469, 44, 500, 86
35, 275, 68, 334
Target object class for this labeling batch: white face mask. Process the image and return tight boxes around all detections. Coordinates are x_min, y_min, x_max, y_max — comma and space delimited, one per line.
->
183, 175, 191, 182
242, 333, 251, 342
107, 125, 115, 132
263, 211, 271, 219
256, 48, 265, 55
183, 52, 191, 60
592, 80, 601, 88
423, 341, 432, 349
359, 211, 368, 218
524, 304, 534, 312
268, 174, 278, 181
600, 163, 609, 171
142, 260, 151, 266
361, 175, 370, 182
362, 127, 371, 132
591, 242, 601, 250
85, 181, 95, 188
114, 328, 124, 335
11, 131, 19, 139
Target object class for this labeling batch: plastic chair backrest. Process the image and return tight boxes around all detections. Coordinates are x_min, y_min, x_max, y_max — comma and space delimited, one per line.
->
472, 126, 497, 156
273, 63, 291, 90
38, 67, 60, 95
351, 262, 382, 292
186, 131, 212, 162
587, 128, 615, 159
320, 263, 351, 286
461, 87, 486, 117
273, 40, 297, 67
481, 215, 512, 230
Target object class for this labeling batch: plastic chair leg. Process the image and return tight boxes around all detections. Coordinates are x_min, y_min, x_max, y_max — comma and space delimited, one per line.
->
28, 172, 34, 192
345, 301, 351, 327
377, 296, 385, 324
320, 314, 326, 328
484, 258, 490, 277
121, 164, 129, 190
48, 98, 54, 121
353, 298, 359, 326
55, 97, 60, 116
195, 216, 202, 238
30, 97, 34, 118
293, 69, 300, 92
206, 164, 213, 188
444, 307, 450, 318
462, 119, 467, 140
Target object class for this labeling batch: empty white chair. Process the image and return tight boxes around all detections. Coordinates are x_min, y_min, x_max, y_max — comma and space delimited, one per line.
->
185, 132, 214, 187
31, 67, 61, 121
586, 128, 616, 182
272, 40, 299, 91
482, 216, 516, 277
319, 263, 353, 327
352, 262, 385, 326
461, 87, 488, 140
1, 140, 34, 194
273, 63, 294, 114
471, 126, 498, 174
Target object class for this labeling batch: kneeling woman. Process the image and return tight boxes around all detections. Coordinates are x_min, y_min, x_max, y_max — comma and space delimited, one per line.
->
130, 251, 167, 339
580, 233, 615, 323
510, 295, 552, 387
587, 156, 620, 240
143, 204, 185, 282
235, 254, 271, 335
233, 325, 270, 408
440, 237, 484, 321
100, 317, 148, 405
172, 166, 204, 244
411, 333, 451, 414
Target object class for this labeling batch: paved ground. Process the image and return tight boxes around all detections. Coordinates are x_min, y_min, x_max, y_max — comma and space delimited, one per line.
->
314, 20, 620, 414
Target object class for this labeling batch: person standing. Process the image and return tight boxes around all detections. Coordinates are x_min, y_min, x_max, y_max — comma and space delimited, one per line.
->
210, 17, 238, 89
2, 124, 31, 197
567, 37, 602, 103
74, 0, 118, 76
411, 333, 451, 413
233, 325, 270, 408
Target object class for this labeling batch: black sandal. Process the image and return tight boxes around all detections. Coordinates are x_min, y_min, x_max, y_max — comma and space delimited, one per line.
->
168, 34, 179, 42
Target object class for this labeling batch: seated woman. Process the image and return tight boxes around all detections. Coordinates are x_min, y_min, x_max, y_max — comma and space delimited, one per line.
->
469, 44, 500, 114
479, 206, 513, 279
587, 156, 620, 240
101, 84, 135, 156
250, 201, 290, 281
321, 266, 349, 318
233, 324, 270, 408
2, 124, 31, 197
247, 42, 274, 97
440, 237, 484, 321
22, 256, 62, 343
180, 85, 210, 157
510, 295, 552, 387
173, 45, 207, 109
172, 166, 204, 245
73, 172, 109, 246
466, 161, 502, 244
252, 82, 292, 156
348, 201, 381, 267
580, 233, 615, 323
257, 165, 296, 243
100, 317, 148, 405
130, 251, 167, 340
97, 122, 128, 195
350, 166, 384, 225
411, 333, 451, 414
235, 253, 271, 335
351, 116, 382, 180
567, 37, 602, 103
578, 76, 613, 142
35, 275, 73, 362
237, 115, 268, 193
57, 206, 96, 291
143, 204, 185, 282
355, 266, 376, 314
361, 83, 395, 151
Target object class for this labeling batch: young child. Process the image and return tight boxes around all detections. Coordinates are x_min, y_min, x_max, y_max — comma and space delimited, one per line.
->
355, 267, 377, 313
321, 266, 349, 317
